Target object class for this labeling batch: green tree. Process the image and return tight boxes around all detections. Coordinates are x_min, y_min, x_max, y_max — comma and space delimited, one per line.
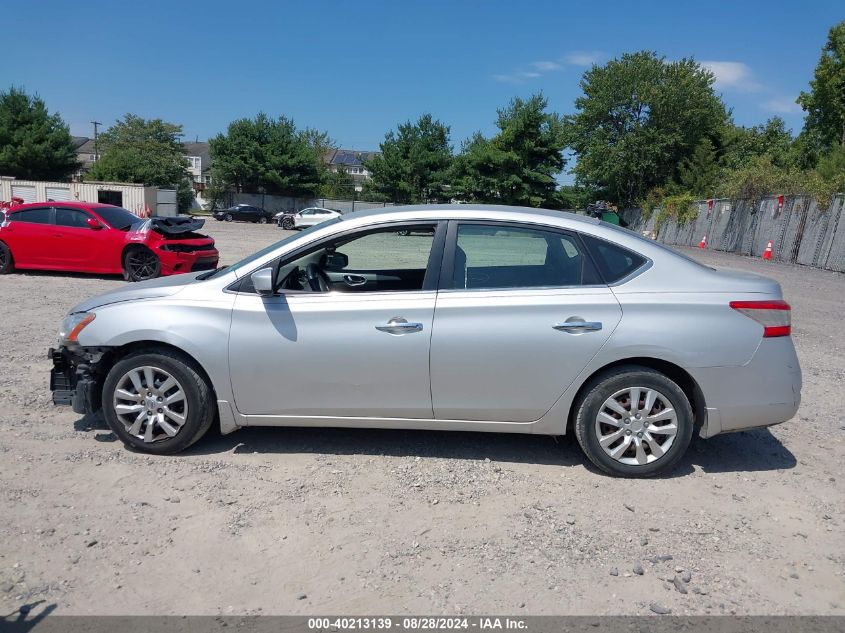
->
674, 137, 720, 197
451, 94, 565, 207
320, 165, 356, 199
209, 113, 323, 197
0, 87, 79, 180
86, 114, 194, 211
364, 114, 453, 204
565, 51, 728, 206
555, 184, 595, 209
798, 21, 845, 155
720, 117, 796, 171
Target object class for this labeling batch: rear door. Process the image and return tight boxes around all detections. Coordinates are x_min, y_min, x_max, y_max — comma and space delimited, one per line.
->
4, 207, 54, 267
429, 221, 623, 422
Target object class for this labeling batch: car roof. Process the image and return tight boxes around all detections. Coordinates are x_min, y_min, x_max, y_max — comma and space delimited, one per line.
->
340, 204, 601, 227
9, 201, 118, 211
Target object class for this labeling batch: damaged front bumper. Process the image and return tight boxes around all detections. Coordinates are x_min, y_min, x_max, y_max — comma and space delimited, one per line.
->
49, 346, 109, 415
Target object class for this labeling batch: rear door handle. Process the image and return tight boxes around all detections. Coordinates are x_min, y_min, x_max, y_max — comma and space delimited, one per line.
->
376, 317, 423, 335
343, 274, 367, 286
553, 320, 603, 333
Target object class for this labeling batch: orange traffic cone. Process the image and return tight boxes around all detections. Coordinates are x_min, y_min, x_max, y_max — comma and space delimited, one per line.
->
698, 235, 707, 249
762, 240, 773, 261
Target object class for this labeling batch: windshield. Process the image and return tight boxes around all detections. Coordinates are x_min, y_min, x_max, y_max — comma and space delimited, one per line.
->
199, 217, 343, 280
96, 206, 145, 230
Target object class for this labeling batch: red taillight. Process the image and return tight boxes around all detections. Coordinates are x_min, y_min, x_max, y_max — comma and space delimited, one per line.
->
729, 300, 791, 337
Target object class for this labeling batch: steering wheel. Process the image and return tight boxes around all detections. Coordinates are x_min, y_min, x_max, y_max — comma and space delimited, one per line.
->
305, 263, 331, 292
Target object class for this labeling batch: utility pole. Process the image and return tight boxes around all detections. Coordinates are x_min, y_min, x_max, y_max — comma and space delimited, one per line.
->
90, 121, 102, 161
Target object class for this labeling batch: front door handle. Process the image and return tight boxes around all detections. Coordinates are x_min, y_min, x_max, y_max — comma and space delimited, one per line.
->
375, 317, 423, 335
553, 320, 603, 333
343, 274, 367, 286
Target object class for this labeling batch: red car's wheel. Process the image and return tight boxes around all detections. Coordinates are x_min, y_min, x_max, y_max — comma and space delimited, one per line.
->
0, 241, 13, 274
124, 246, 161, 282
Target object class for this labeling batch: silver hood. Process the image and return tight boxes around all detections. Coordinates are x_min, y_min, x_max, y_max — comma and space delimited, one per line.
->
70, 272, 204, 312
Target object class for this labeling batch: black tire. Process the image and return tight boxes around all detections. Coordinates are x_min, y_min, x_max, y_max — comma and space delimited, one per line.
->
281, 216, 294, 230
123, 246, 161, 282
224, 214, 233, 222
573, 365, 694, 477
0, 240, 14, 274
102, 350, 216, 454
258, 216, 268, 224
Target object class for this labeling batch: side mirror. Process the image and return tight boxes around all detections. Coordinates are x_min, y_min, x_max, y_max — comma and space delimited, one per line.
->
251, 267, 276, 297
86, 217, 103, 230
323, 251, 348, 270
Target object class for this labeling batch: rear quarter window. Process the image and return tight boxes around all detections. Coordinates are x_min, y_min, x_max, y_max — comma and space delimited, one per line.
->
581, 234, 647, 284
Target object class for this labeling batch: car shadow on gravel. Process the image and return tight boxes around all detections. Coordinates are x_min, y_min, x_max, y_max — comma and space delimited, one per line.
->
681, 428, 797, 475
181, 424, 797, 475
10, 270, 124, 282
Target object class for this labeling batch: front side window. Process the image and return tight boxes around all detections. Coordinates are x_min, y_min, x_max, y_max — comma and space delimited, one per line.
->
10, 208, 51, 225
55, 208, 93, 228
264, 224, 437, 294
452, 224, 599, 290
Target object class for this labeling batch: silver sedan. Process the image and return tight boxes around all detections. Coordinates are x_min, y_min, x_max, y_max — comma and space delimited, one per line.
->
49, 205, 801, 476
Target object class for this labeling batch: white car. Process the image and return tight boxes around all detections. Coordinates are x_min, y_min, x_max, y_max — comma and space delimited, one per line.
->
293, 207, 342, 229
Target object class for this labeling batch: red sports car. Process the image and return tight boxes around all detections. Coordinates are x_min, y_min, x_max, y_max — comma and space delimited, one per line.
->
0, 202, 218, 281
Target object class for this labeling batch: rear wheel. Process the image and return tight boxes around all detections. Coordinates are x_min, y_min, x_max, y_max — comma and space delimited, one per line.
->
573, 366, 693, 477
258, 216, 268, 224
0, 241, 13, 274
124, 246, 161, 282
102, 350, 215, 454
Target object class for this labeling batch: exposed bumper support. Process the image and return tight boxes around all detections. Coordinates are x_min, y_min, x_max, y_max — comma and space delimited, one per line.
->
49, 346, 109, 415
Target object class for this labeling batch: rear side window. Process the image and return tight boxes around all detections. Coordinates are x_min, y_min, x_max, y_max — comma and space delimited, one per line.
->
10, 208, 51, 224
452, 224, 601, 289
581, 234, 647, 283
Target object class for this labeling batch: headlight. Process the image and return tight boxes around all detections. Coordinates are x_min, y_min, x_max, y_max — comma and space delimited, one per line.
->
59, 312, 96, 345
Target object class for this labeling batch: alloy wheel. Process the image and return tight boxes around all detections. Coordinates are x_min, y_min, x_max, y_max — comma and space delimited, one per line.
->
127, 250, 159, 280
594, 386, 678, 466
112, 366, 188, 443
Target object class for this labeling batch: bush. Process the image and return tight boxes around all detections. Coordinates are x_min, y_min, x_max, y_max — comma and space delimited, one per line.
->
718, 153, 842, 206
637, 188, 697, 227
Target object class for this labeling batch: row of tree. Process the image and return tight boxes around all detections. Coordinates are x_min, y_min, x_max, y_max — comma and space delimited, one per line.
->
1, 20, 843, 213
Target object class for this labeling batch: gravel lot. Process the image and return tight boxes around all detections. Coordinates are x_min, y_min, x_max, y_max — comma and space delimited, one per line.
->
0, 220, 843, 616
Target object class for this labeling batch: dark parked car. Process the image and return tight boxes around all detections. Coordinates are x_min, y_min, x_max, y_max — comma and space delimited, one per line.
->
213, 205, 273, 224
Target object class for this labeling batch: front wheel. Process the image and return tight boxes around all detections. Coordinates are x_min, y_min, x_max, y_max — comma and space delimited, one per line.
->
0, 241, 14, 274
124, 247, 161, 282
258, 216, 268, 224
102, 350, 215, 454
573, 366, 694, 477
281, 217, 294, 230
224, 214, 233, 222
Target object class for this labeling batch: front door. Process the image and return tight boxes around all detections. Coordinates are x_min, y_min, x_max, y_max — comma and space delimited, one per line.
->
429, 222, 623, 422
51, 207, 101, 269
228, 222, 443, 419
